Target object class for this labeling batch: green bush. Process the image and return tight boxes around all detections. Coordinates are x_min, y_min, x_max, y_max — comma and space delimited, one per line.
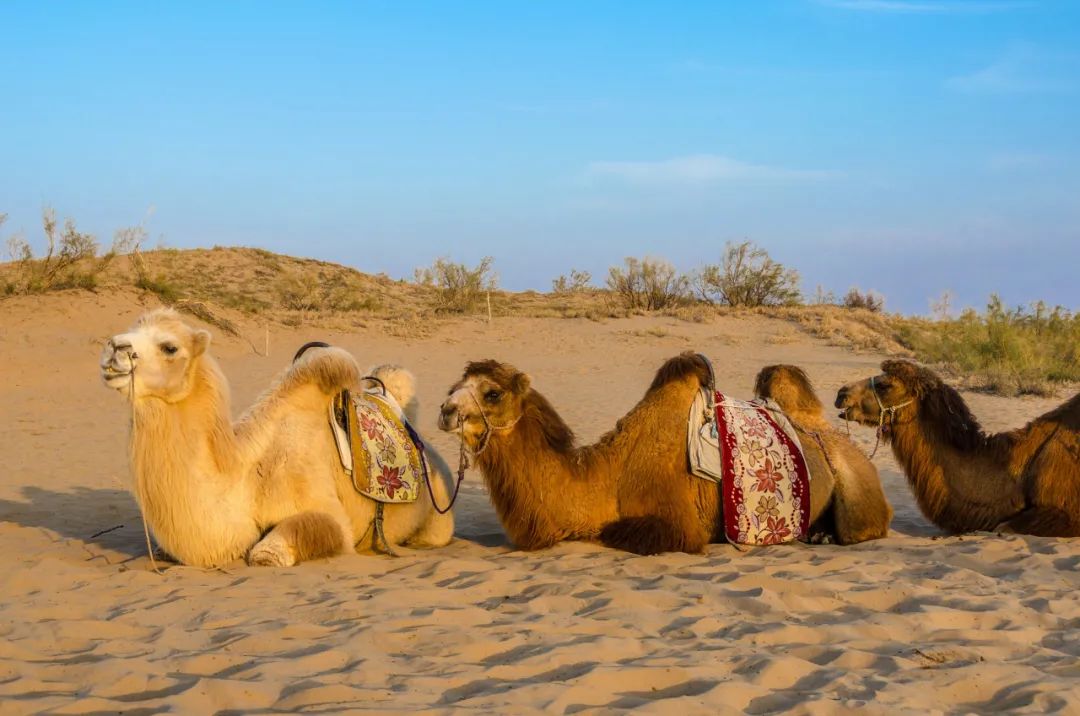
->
606, 257, 689, 310
897, 295, 1080, 395
697, 241, 801, 307
414, 256, 497, 313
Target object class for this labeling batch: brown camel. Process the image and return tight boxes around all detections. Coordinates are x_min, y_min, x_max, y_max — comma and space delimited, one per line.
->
437, 353, 892, 554
754, 365, 892, 544
836, 359, 1080, 536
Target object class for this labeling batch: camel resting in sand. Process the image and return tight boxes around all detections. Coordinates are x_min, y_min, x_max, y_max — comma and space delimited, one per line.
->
836, 359, 1080, 536
436, 353, 892, 554
100, 308, 454, 568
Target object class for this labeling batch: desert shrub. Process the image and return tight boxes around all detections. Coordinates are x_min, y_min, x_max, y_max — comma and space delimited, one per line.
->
135, 274, 182, 303
811, 285, 837, 305
414, 256, 497, 313
696, 241, 801, 307
843, 287, 884, 313
896, 295, 1080, 396
3, 208, 120, 294
552, 269, 593, 294
606, 257, 690, 310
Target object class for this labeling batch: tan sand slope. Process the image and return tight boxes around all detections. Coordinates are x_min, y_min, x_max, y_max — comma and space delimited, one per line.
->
1, 291, 1077, 714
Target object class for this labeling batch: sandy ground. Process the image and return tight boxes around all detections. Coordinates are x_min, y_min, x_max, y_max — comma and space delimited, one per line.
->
1, 291, 1078, 715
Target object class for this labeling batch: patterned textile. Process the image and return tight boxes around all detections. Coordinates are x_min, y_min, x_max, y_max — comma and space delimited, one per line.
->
330, 389, 426, 504
711, 392, 811, 545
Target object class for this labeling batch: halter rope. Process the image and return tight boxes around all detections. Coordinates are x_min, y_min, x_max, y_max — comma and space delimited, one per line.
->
868, 375, 913, 458
126, 363, 164, 574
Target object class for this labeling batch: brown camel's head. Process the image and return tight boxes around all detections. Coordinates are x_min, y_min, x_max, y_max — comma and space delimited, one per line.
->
101, 308, 211, 401
754, 364, 823, 421
438, 360, 534, 450
834, 359, 932, 426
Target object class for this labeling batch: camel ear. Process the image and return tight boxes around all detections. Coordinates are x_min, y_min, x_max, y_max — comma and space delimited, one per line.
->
511, 372, 531, 395
191, 330, 211, 357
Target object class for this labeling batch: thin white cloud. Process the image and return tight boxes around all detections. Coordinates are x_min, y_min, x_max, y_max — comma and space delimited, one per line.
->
818, 0, 1032, 13
948, 45, 1074, 94
585, 155, 832, 186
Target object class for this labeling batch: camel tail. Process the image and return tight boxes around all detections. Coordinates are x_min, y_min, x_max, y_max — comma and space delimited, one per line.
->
598, 516, 703, 555
647, 352, 713, 394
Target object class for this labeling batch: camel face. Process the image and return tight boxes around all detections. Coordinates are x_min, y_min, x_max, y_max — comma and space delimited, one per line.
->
438, 361, 530, 450
100, 309, 210, 400
835, 371, 914, 427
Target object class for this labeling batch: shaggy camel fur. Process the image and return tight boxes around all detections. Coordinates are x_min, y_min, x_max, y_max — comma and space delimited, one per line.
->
836, 359, 1080, 536
437, 353, 890, 555
754, 365, 892, 544
100, 309, 454, 568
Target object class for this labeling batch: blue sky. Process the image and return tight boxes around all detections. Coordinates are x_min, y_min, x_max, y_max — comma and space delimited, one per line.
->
1, 0, 1077, 313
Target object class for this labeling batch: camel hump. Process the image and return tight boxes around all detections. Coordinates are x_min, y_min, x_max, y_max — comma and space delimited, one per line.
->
647, 351, 714, 394
366, 364, 419, 422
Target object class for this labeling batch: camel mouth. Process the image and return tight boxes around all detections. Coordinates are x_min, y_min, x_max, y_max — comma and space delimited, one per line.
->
101, 367, 133, 387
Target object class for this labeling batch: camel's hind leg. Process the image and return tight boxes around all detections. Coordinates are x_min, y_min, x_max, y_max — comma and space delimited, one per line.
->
248, 511, 349, 567
999, 507, 1080, 537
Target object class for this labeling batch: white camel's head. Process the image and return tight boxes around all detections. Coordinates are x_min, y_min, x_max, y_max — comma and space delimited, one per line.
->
101, 308, 211, 401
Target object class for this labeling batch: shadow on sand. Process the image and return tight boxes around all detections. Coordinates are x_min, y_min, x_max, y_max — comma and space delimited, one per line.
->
0, 485, 147, 558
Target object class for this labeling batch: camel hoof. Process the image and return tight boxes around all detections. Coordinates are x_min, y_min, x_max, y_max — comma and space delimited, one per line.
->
247, 536, 296, 567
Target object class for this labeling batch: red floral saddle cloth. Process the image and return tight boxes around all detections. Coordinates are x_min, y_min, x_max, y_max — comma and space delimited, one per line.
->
688, 389, 811, 545
329, 389, 427, 504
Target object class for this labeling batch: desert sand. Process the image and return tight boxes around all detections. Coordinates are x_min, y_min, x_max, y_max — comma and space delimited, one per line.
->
2, 291, 1078, 714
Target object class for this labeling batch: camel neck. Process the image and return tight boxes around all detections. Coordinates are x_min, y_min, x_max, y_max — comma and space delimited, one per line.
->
889, 411, 1022, 532
475, 414, 616, 547
129, 359, 240, 510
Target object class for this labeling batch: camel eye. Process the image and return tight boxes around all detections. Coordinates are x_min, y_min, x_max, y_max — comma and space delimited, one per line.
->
484, 390, 501, 403
161, 343, 179, 356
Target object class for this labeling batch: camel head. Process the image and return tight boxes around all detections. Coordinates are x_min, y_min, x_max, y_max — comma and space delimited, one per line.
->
834, 359, 931, 427
101, 308, 211, 401
438, 360, 532, 450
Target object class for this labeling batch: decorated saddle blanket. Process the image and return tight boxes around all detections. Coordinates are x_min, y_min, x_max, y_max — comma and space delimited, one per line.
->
687, 389, 811, 545
328, 388, 427, 504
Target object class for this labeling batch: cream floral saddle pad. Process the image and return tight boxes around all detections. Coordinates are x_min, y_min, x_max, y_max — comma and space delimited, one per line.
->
329, 388, 427, 504
688, 389, 811, 545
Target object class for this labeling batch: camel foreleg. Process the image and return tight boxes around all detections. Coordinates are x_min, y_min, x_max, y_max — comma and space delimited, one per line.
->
248, 511, 349, 566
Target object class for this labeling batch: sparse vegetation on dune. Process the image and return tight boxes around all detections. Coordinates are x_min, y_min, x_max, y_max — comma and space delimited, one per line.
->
1, 210, 1073, 396
894, 296, 1080, 396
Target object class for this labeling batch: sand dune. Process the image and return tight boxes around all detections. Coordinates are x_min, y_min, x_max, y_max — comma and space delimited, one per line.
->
1, 291, 1077, 714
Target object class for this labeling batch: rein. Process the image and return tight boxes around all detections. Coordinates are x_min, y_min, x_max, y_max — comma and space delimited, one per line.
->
868, 375, 913, 458
124, 363, 164, 574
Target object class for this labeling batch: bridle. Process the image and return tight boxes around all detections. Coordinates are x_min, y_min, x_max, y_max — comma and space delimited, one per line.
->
458, 388, 523, 458
867, 374, 913, 458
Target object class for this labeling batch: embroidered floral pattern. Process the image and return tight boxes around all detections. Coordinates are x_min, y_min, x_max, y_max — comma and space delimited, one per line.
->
714, 393, 810, 545
352, 393, 424, 503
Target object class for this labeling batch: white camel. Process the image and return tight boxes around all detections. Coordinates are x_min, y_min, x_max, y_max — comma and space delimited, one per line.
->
100, 308, 454, 568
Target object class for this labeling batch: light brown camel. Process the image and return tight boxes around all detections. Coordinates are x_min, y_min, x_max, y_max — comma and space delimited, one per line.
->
754, 365, 892, 544
437, 353, 891, 554
836, 359, 1080, 536
100, 308, 454, 568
